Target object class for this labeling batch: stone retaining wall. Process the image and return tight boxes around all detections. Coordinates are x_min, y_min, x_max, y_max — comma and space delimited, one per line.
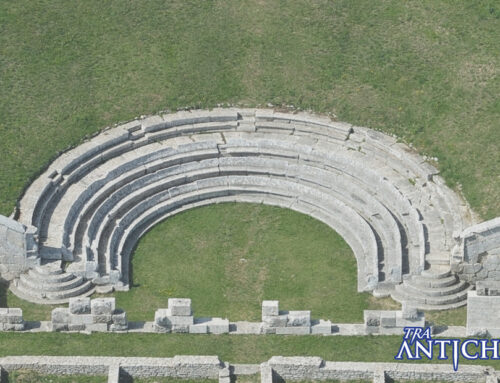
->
455, 217, 500, 283
264, 356, 498, 382
51, 297, 127, 332
0, 308, 24, 331
0, 356, 497, 382
0, 214, 39, 280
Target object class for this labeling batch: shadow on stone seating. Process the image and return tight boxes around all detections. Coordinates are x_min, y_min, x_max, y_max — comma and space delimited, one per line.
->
0, 278, 8, 307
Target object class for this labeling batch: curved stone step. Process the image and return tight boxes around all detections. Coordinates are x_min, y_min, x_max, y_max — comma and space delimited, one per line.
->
420, 268, 452, 279
10, 278, 95, 304
409, 274, 459, 289
34, 263, 63, 276
27, 268, 75, 283
19, 273, 84, 292
403, 279, 468, 297
392, 283, 471, 307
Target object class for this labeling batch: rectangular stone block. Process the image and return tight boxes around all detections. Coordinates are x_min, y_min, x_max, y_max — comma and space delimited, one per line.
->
363, 310, 381, 327
69, 297, 91, 314
207, 318, 230, 334
87, 323, 108, 332
109, 324, 128, 332
69, 313, 93, 325
189, 323, 208, 334
112, 311, 127, 326
93, 314, 112, 324
168, 298, 192, 316
68, 324, 86, 332
286, 311, 310, 327
275, 326, 310, 335
154, 309, 194, 326
171, 324, 190, 333
467, 291, 500, 336
3, 323, 24, 331
51, 322, 68, 332
91, 298, 115, 315
262, 300, 279, 317
51, 308, 69, 324
262, 314, 288, 328
380, 311, 397, 327
311, 320, 332, 335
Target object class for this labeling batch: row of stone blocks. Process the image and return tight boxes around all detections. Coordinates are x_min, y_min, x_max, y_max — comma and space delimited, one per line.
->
261, 300, 332, 335
0, 308, 24, 331
363, 303, 425, 335
51, 297, 127, 332
154, 298, 230, 334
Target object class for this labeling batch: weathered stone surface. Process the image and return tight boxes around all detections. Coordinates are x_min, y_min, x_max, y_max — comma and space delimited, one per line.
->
467, 290, 500, 337
112, 310, 127, 326
91, 298, 115, 316
262, 315, 288, 328
276, 326, 310, 335
311, 320, 332, 335
51, 308, 69, 324
154, 309, 194, 327
286, 311, 310, 327
168, 298, 192, 316
262, 301, 279, 317
69, 297, 91, 314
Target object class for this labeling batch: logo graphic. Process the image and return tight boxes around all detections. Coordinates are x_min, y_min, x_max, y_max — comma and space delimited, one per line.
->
395, 327, 500, 371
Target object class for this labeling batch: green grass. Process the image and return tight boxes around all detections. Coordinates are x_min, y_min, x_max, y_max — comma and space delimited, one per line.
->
5, 370, 105, 383
1, 332, 500, 370
113, 203, 371, 322
0, 0, 498, 220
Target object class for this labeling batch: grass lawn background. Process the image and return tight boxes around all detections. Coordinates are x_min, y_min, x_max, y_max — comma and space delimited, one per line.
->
0, 0, 496, 363
0, 0, 498, 220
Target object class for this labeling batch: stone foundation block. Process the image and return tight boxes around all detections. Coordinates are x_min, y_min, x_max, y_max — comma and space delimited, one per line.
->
87, 323, 108, 332
363, 311, 380, 327
112, 311, 127, 326
51, 308, 69, 324
154, 309, 194, 326
51, 323, 68, 332
286, 311, 310, 327
68, 324, 86, 332
189, 323, 208, 334
91, 298, 115, 316
276, 326, 310, 335
153, 324, 171, 333
262, 314, 287, 328
69, 297, 91, 314
262, 300, 279, 317
207, 318, 230, 334
93, 314, 112, 324
3, 309, 23, 324
109, 324, 128, 332
311, 320, 332, 335
69, 313, 93, 325
171, 324, 190, 333
380, 312, 397, 327
168, 298, 192, 316
1, 323, 24, 331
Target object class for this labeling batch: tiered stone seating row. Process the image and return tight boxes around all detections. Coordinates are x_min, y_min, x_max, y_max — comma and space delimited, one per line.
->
14, 109, 472, 306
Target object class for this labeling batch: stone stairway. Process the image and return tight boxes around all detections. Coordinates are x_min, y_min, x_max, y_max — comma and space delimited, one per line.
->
10, 261, 95, 304
391, 266, 471, 310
